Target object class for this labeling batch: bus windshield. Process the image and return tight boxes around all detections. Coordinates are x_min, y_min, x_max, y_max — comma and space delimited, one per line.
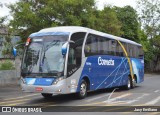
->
21, 35, 68, 76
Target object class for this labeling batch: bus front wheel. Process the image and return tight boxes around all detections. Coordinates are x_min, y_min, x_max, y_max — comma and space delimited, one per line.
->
77, 79, 87, 99
41, 93, 53, 98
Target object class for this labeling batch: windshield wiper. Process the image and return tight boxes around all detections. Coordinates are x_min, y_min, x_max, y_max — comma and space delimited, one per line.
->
49, 70, 59, 73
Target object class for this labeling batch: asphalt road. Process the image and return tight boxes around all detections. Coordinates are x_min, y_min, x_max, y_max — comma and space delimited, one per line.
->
0, 74, 160, 114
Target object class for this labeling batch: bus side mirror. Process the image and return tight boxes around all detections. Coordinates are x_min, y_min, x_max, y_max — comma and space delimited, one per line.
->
62, 40, 75, 55
62, 42, 68, 55
12, 47, 17, 57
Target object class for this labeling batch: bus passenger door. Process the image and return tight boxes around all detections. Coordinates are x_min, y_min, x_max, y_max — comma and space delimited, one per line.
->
66, 32, 86, 93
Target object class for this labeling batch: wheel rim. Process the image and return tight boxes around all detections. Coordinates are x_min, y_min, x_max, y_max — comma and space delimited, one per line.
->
80, 83, 86, 96
128, 78, 131, 89
133, 78, 136, 87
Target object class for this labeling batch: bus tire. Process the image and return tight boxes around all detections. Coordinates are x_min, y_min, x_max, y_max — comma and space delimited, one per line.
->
41, 93, 53, 98
124, 76, 132, 90
131, 76, 136, 88
77, 79, 87, 99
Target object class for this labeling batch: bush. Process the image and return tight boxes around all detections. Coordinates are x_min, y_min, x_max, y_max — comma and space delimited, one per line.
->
0, 60, 15, 70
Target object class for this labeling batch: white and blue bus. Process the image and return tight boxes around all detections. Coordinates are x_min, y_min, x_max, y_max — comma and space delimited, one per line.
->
13, 26, 144, 99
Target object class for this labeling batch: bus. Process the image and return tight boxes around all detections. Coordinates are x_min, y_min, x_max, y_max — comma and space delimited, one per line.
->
13, 26, 144, 99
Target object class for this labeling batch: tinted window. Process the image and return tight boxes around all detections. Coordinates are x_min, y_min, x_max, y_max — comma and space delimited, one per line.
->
84, 34, 98, 56
138, 46, 144, 58
116, 42, 124, 56
84, 34, 143, 58
85, 34, 114, 56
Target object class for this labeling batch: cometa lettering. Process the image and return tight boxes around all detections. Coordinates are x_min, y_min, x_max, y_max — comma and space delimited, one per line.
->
98, 57, 114, 66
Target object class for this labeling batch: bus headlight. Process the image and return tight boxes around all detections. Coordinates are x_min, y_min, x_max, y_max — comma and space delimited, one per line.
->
52, 77, 64, 85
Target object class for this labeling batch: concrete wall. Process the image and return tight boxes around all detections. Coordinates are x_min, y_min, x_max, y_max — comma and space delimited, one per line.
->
0, 70, 19, 86
0, 57, 21, 86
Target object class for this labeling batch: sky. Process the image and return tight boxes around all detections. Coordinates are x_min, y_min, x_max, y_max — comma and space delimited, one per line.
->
0, 0, 137, 17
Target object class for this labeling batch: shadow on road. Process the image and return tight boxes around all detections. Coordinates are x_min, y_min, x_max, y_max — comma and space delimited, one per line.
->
30, 86, 141, 105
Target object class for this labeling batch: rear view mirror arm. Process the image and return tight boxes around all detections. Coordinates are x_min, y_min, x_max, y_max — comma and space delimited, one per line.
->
13, 43, 25, 49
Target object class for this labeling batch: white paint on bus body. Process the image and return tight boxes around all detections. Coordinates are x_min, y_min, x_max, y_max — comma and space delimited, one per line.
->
98, 57, 114, 66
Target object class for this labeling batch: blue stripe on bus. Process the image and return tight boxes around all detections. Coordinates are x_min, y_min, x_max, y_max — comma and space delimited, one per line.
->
105, 70, 130, 88
77, 55, 144, 92
95, 57, 127, 90
25, 78, 55, 86
29, 32, 70, 37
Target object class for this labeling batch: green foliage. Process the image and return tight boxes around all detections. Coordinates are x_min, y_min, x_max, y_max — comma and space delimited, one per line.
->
8, 0, 123, 41
137, 0, 160, 69
0, 16, 8, 27
137, 0, 160, 39
5, 0, 160, 71
0, 60, 15, 70
152, 35, 160, 47
8, 0, 96, 41
114, 6, 140, 41
95, 6, 123, 36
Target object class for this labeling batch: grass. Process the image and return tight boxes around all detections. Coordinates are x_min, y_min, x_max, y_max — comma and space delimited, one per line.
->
0, 60, 15, 70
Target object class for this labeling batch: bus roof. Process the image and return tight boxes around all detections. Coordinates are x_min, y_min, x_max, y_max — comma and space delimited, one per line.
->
33, 26, 142, 46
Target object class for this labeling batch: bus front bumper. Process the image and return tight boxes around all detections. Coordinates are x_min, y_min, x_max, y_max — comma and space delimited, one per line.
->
20, 80, 67, 94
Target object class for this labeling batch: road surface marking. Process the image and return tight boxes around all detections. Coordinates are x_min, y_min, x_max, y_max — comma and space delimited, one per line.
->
2, 94, 39, 101
31, 102, 55, 106
145, 96, 160, 105
126, 93, 149, 104
5, 101, 55, 106
104, 93, 131, 104
41, 104, 57, 109
86, 94, 110, 102
154, 90, 160, 93
4, 102, 28, 106
79, 93, 131, 106
0, 98, 32, 105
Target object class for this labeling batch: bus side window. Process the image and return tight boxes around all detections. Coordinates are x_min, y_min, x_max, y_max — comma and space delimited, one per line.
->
128, 44, 133, 57
135, 46, 139, 58
109, 40, 116, 56
84, 35, 92, 56
85, 34, 98, 56
116, 42, 124, 57
104, 38, 110, 55
138, 46, 144, 59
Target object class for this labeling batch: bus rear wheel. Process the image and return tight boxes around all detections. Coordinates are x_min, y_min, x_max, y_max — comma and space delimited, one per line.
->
131, 76, 136, 88
124, 76, 132, 90
41, 93, 53, 98
77, 79, 87, 99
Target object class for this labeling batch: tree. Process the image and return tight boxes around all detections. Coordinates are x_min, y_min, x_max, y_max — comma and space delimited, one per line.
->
137, 0, 160, 39
114, 6, 140, 41
8, 0, 96, 41
137, 0, 160, 71
95, 6, 122, 36
0, 2, 12, 58
7, 0, 123, 41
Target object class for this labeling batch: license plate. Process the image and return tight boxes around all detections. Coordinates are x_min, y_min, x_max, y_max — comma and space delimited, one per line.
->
35, 87, 43, 91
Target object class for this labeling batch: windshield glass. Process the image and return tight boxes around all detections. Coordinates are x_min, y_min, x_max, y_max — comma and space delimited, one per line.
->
22, 35, 68, 76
